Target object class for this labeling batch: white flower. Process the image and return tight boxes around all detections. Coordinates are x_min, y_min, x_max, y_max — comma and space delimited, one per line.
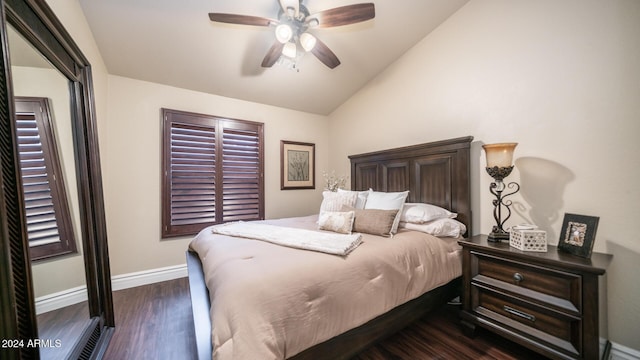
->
322, 171, 348, 192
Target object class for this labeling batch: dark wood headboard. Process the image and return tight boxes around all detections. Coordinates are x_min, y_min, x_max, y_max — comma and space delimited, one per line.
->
349, 136, 473, 236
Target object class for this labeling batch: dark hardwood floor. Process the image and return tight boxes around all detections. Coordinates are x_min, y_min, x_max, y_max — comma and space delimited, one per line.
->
103, 277, 544, 360
37, 300, 90, 359
104, 277, 198, 360
352, 305, 543, 360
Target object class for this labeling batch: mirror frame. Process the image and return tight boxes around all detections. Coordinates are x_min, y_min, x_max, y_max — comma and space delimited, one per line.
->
0, 0, 114, 358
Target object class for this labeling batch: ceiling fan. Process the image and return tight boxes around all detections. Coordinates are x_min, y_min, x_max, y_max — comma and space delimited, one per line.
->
208, 0, 375, 69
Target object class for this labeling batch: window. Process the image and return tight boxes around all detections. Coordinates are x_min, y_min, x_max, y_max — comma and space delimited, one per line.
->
15, 97, 77, 261
161, 109, 264, 237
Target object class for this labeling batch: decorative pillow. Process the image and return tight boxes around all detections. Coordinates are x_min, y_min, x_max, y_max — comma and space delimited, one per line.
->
342, 206, 399, 237
319, 191, 358, 215
337, 188, 370, 209
400, 203, 457, 224
400, 218, 467, 238
318, 211, 355, 234
363, 190, 409, 234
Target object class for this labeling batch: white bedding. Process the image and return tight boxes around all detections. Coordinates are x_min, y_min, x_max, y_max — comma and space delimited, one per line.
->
211, 221, 362, 255
188, 215, 462, 360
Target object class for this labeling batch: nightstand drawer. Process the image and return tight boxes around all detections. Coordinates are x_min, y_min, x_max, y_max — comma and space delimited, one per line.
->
472, 284, 581, 357
460, 235, 612, 360
474, 251, 582, 312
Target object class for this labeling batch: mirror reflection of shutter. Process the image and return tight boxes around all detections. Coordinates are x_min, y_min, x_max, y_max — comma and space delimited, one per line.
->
15, 97, 77, 261
167, 121, 217, 235
220, 121, 264, 222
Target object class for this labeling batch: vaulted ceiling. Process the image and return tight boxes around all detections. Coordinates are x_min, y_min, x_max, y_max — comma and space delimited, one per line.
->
78, 0, 469, 115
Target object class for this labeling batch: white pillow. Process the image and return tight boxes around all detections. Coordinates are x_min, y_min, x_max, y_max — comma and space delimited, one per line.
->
319, 191, 358, 214
318, 211, 355, 234
400, 203, 457, 224
364, 190, 409, 234
337, 188, 370, 209
400, 218, 467, 238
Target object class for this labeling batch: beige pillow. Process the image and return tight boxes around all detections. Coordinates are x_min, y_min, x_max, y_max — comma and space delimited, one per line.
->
337, 188, 370, 209
318, 211, 355, 234
319, 191, 358, 215
342, 206, 399, 237
364, 190, 409, 234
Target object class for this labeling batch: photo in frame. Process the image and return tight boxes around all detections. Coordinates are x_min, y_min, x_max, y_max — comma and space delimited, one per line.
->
558, 213, 599, 258
281, 140, 315, 190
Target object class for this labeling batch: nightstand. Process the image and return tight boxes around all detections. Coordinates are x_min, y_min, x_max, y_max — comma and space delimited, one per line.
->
458, 235, 612, 360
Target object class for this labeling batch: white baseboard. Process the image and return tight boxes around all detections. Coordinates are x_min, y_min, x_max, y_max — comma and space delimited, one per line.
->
110, 264, 187, 291
35, 285, 88, 315
35, 264, 187, 314
610, 341, 640, 360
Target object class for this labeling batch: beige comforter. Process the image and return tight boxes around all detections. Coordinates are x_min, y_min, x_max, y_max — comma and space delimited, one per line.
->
188, 215, 462, 360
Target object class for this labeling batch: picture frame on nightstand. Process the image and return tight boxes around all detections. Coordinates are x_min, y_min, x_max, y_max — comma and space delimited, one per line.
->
558, 213, 599, 258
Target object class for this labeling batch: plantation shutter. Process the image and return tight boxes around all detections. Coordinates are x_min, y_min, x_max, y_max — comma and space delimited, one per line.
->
167, 122, 217, 233
15, 97, 77, 260
221, 121, 263, 222
162, 109, 264, 237
17, 112, 60, 245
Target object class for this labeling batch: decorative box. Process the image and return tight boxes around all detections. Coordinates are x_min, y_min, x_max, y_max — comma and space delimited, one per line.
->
510, 225, 547, 252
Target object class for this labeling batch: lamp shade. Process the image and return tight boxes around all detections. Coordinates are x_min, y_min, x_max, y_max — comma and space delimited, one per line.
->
275, 24, 293, 43
282, 42, 297, 58
299, 32, 317, 52
483, 143, 518, 168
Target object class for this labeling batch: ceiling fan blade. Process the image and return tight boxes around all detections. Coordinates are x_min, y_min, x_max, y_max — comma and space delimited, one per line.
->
209, 13, 276, 27
278, 0, 300, 18
306, 3, 375, 28
261, 42, 285, 67
310, 38, 340, 69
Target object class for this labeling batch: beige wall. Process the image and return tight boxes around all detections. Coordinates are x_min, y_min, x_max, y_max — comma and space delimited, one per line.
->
328, 0, 640, 350
46, 0, 109, 149
46, 0, 329, 276
102, 76, 328, 275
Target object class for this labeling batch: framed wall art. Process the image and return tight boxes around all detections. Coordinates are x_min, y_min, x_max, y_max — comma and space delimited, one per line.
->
281, 141, 315, 190
558, 213, 599, 258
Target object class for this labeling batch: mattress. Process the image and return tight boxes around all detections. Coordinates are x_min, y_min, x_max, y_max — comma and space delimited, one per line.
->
188, 215, 462, 360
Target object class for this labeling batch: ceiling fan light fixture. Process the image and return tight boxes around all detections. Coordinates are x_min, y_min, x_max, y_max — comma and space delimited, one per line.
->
209, 1, 376, 70
275, 24, 293, 43
285, 7, 296, 18
306, 18, 319, 28
300, 32, 317, 51
282, 41, 297, 58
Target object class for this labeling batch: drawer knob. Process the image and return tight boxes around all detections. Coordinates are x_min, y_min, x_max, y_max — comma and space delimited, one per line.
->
513, 272, 524, 283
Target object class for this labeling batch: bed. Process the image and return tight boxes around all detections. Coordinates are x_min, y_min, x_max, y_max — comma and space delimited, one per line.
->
187, 136, 473, 360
